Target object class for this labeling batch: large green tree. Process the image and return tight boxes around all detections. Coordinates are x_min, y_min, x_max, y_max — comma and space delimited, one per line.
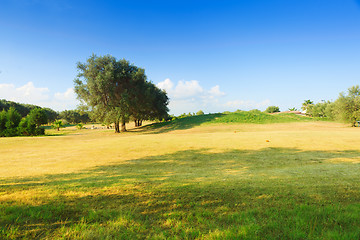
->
74, 54, 168, 132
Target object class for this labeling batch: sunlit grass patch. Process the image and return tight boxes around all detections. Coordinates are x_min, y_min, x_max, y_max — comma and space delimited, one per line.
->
0, 121, 360, 239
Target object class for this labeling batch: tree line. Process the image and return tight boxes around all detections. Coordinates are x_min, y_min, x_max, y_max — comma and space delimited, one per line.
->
302, 85, 360, 126
0, 107, 48, 137
74, 54, 169, 133
0, 99, 58, 122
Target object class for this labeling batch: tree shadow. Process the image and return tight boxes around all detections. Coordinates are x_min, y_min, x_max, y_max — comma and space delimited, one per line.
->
136, 113, 223, 134
1, 147, 360, 238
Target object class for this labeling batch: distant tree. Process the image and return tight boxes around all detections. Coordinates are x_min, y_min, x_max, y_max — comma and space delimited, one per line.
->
196, 110, 204, 115
59, 110, 84, 124
52, 120, 64, 131
301, 100, 314, 113
265, 106, 280, 113
306, 100, 335, 119
288, 107, 298, 111
0, 99, 58, 121
334, 85, 360, 126
43, 108, 58, 123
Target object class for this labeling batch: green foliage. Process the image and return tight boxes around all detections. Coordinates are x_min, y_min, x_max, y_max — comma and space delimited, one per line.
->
76, 123, 84, 130
0, 110, 6, 135
265, 106, 280, 113
306, 101, 335, 119
28, 108, 48, 127
0, 99, 58, 121
335, 85, 360, 126
301, 99, 314, 112
288, 107, 298, 111
52, 120, 64, 131
0, 107, 44, 137
196, 110, 204, 115
4, 107, 22, 136
59, 110, 90, 124
74, 54, 169, 133
248, 109, 261, 114
18, 117, 35, 136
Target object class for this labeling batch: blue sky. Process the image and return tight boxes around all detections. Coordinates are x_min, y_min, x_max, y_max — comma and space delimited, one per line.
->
1, 0, 360, 114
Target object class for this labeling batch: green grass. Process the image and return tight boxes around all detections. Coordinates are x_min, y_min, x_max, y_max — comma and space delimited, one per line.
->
1, 148, 359, 239
0, 120, 359, 239
145, 112, 328, 133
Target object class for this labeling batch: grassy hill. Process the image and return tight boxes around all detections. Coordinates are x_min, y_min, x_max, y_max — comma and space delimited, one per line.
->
145, 111, 326, 133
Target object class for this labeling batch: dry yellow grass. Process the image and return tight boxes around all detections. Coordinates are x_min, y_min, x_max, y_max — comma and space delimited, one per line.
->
1, 121, 360, 239
0, 121, 358, 179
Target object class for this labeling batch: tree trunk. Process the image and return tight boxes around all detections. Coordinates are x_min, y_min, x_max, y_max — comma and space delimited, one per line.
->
138, 120, 142, 127
114, 121, 120, 133
121, 118, 127, 132
134, 120, 138, 127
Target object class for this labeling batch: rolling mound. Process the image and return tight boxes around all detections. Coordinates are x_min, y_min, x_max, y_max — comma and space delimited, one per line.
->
144, 111, 326, 133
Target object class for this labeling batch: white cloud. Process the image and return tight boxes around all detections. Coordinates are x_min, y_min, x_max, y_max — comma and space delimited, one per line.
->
157, 79, 219, 100
157, 78, 226, 114
208, 85, 225, 98
174, 80, 203, 99
157, 78, 271, 114
0, 82, 50, 103
157, 78, 173, 93
0, 82, 79, 111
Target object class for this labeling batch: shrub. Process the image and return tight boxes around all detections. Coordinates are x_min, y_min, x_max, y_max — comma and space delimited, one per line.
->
18, 117, 35, 136
248, 109, 262, 114
196, 110, 204, 115
265, 106, 280, 113
28, 108, 48, 127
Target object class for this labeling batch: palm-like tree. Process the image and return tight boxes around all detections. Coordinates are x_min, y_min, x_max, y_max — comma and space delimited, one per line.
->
52, 120, 63, 131
301, 100, 313, 112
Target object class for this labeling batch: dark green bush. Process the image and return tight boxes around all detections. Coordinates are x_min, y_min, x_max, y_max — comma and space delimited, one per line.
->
265, 106, 280, 113
0, 107, 46, 137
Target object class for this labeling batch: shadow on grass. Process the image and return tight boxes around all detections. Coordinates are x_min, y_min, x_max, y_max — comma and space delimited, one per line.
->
138, 113, 223, 134
1, 148, 360, 239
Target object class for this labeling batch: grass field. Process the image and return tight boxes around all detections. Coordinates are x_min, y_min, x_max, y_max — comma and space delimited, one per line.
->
0, 114, 360, 239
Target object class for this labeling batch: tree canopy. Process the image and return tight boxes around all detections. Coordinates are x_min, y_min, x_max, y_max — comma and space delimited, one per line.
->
74, 54, 169, 132
335, 85, 360, 126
